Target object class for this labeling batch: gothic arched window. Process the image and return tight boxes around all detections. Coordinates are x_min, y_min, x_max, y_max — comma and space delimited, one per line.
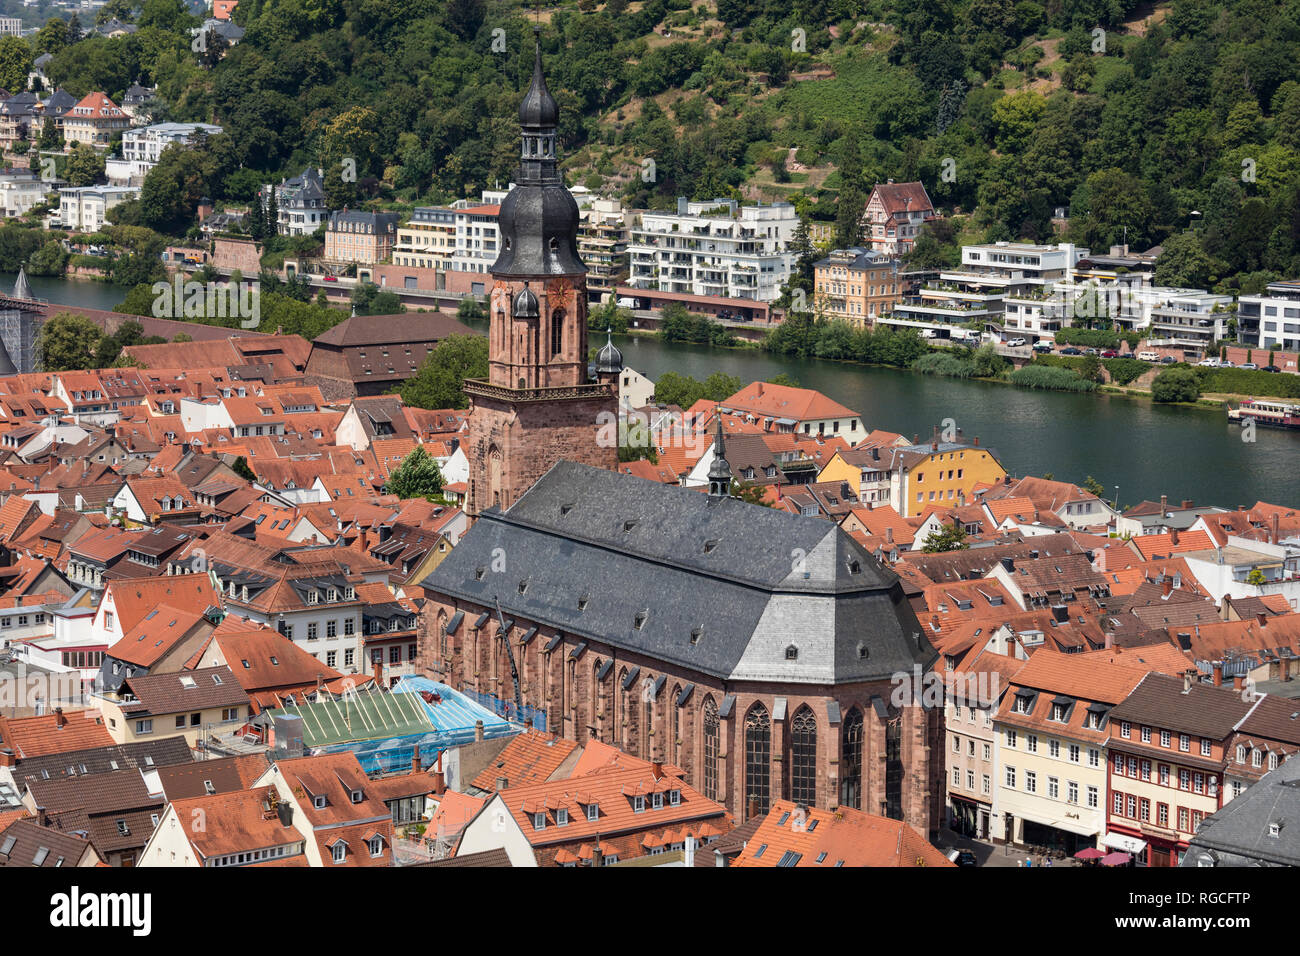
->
551, 309, 564, 355
841, 707, 864, 810
744, 703, 771, 819
702, 696, 719, 801
790, 706, 817, 807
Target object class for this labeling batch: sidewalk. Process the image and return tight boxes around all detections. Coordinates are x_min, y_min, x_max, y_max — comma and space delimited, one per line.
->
936, 828, 1083, 868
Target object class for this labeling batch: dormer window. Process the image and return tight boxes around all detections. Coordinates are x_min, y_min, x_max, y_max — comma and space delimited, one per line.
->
785, 645, 798, 661
331, 842, 345, 864
350, 788, 363, 804
669, 789, 681, 806
369, 837, 383, 856
632, 795, 645, 813
651, 792, 664, 810
556, 808, 568, 826
634, 610, 648, 630
313, 794, 327, 809
533, 812, 546, 831
586, 803, 599, 822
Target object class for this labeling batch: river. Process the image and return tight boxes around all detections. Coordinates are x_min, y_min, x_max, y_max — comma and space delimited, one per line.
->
6, 272, 1296, 509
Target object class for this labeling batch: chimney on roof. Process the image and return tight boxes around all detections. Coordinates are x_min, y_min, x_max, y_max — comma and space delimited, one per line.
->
912, 434, 918, 445
474, 719, 484, 742
651, 761, 664, 780
1282, 658, 1292, 682
1212, 661, 1223, 687
411, 744, 421, 774
1233, 675, 1244, 691
55, 706, 65, 728
1104, 630, 1112, 650
1272, 513, 1280, 544
276, 800, 293, 827
36, 805, 47, 827
1170, 528, 1179, 546
1160, 494, 1167, 515
372, 658, 382, 686
1162, 578, 1173, 598
885, 526, 893, 544
1258, 612, 1268, 628
1181, 499, 1193, 509
0, 749, 12, 768
496, 775, 508, 792
1182, 671, 1193, 694
755, 382, 763, 396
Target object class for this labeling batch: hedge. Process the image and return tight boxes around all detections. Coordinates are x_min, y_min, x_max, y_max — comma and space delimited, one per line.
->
1009, 365, 1098, 392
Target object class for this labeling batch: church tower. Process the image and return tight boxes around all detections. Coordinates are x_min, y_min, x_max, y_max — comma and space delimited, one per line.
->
463, 30, 621, 517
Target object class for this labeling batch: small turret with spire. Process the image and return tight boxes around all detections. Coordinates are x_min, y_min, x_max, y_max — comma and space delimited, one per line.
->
707, 414, 731, 498
13, 266, 31, 301
595, 326, 622, 386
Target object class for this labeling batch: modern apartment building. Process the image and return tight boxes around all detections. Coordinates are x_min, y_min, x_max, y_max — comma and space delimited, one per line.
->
121, 122, 222, 164
628, 197, 798, 302
813, 246, 902, 327
53, 185, 140, 232
448, 199, 500, 273
1237, 280, 1300, 352
393, 206, 456, 270
578, 198, 628, 301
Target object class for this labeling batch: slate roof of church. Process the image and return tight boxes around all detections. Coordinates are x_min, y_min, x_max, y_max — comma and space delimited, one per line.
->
421, 461, 934, 684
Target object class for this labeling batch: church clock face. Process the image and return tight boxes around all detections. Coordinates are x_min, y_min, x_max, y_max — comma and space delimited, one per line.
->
546, 278, 573, 309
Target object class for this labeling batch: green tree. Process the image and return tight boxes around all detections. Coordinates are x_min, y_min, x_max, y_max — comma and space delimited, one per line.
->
1081, 475, 1105, 497
1151, 366, 1200, 403
398, 333, 488, 410
37, 117, 60, 150
730, 479, 772, 507
26, 240, 67, 276
386, 445, 445, 500
1246, 568, 1267, 586
922, 524, 969, 553
65, 143, 106, 187
0, 36, 32, 93
351, 282, 406, 316
37, 312, 104, 371
232, 456, 256, 482
35, 17, 70, 57
1154, 232, 1218, 289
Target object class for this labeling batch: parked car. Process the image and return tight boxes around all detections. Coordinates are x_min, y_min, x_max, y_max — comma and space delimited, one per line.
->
1136, 350, 1160, 362
1197, 358, 1221, 367
1161, 356, 1177, 364
1240, 362, 1258, 370
1061, 347, 1083, 355
1032, 342, 1053, 352
922, 329, 938, 339
1084, 347, 1099, 355
946, 849, 979, 867
1263, 365, 1282, 373
1006, 337, 1027, 347
1101, 350, 1118, 358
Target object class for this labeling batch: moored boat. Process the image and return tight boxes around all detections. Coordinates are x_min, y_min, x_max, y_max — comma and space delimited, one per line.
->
1228, 398, 1300, 429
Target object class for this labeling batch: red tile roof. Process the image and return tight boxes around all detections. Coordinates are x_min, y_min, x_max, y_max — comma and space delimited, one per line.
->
0, 710, 114, 759
732, 799, 952, 867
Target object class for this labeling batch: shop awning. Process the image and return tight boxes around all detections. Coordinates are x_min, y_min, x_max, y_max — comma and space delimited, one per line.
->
1102, 832, 1148, 854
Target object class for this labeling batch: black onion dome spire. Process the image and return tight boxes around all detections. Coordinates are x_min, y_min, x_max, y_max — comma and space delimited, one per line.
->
595, 327, 623, 373
519, 30, 559, 128
492, 27, 585, 278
